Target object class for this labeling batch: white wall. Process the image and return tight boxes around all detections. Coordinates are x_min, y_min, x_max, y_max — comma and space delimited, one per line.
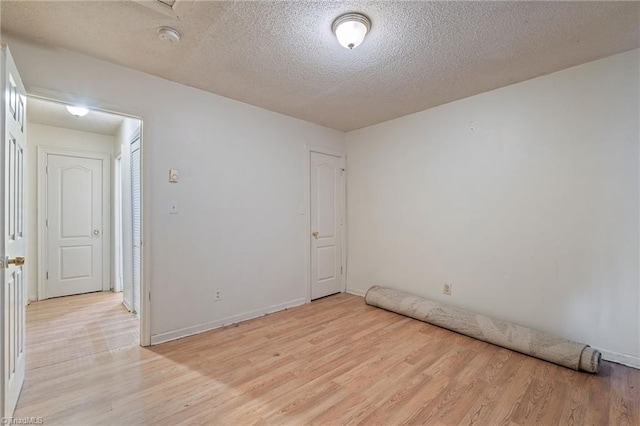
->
4, 35, 345, 343
25, 122, 116, 301
346, 49, 640, 367
14, 34, 636, 367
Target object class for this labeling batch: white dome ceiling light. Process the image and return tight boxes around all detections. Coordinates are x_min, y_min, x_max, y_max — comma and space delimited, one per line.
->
332, 13, 371, 50
66, 105, 89, 117
157, 26, 181, 43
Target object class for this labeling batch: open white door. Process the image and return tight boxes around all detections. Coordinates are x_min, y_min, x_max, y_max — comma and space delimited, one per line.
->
0, 44, 27, 418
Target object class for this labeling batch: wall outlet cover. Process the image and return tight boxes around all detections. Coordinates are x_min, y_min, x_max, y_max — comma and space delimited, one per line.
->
443, 283, 452, 295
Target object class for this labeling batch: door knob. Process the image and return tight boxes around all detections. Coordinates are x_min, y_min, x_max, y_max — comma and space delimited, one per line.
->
7, 256, 25, 266
312, 231, 319, 239
94, 230, 100, 235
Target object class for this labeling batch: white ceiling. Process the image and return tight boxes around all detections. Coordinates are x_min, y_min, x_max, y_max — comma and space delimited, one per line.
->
3, 0, 639, 131
27, 97, 125, 136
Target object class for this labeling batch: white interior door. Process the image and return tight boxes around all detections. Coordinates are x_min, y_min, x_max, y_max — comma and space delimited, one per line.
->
310, 151, 343, 300
1, 45, 27, 418
45, 154, 104, 298
131, 138, 141, 314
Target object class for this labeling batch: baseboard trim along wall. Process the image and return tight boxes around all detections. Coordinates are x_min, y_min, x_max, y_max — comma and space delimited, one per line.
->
150, 298, 307, 345
596, 348, 640, 370
346, 287, 367, 297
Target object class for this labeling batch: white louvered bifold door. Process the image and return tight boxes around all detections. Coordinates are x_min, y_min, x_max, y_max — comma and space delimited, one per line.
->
131, 139, 141, 315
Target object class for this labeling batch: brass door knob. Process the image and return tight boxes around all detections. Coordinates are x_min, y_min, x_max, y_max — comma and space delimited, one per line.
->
94, 230, 101, 235
7, 256, 25, 266
312, 231, 319, 239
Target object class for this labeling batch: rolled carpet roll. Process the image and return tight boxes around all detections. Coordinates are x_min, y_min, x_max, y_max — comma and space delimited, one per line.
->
365, 285, 601, 373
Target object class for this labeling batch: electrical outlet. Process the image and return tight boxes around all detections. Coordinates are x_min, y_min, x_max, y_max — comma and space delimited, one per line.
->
214, 290, 222, 302
169, 200, 178, 214
443, 283, 452, 295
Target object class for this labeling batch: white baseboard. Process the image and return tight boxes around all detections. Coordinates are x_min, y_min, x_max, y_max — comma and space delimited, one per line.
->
597, 348, 640, 369
149, 293, 640, 372
150, 298, 306, 345
346, 287, 367, 297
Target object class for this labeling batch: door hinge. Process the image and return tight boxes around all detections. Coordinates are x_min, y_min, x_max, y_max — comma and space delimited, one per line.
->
45, 166, 48, 174
46, 271, 49, 280
45, 219, 48, 227
341, 266, 343, 275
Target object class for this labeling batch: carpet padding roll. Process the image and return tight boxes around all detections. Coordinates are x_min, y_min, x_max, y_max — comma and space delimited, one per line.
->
365, 286, 601, 373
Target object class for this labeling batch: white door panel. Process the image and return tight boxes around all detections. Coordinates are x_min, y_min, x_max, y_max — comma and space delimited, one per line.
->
310, 152, 343, 300
46, 154, 103, 298
1, 44, 26, 418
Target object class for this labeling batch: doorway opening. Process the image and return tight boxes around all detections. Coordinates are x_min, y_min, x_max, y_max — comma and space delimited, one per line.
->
27, 96, 144, 334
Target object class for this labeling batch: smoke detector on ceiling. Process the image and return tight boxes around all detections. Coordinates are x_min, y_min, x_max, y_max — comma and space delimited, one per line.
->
157, 26, 181, 43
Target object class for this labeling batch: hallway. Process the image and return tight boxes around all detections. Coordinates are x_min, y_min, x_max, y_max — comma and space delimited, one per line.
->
15, 292, 139, 420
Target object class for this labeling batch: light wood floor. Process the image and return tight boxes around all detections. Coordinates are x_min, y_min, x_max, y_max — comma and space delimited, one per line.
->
15, 292, 639, 425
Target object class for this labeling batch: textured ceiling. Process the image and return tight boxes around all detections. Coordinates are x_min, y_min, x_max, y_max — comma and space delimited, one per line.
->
27, 97, 124, 136
2, 1, 639, 131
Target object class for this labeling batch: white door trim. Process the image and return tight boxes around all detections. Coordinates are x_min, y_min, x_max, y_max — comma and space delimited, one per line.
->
37, 147, 111, 300
137, 122, 150, 347
303, 146, 346, 303
27, 92, 149, 347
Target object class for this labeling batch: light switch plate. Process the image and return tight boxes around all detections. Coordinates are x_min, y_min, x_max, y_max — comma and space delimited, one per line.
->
169, 169, 179, 183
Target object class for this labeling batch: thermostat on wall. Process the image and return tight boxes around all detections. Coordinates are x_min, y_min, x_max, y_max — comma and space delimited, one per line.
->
169, 169, 179, 183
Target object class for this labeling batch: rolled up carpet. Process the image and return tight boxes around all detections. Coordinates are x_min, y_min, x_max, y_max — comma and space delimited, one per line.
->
365, 285, 601, 373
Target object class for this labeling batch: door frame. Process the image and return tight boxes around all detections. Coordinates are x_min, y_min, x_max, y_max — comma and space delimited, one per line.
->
26, 92, 149, 347
303, 146, 347, 303
37, 147, 111, 300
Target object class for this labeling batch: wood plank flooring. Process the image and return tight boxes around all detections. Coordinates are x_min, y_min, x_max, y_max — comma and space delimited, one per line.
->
14, 291, 640, 425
